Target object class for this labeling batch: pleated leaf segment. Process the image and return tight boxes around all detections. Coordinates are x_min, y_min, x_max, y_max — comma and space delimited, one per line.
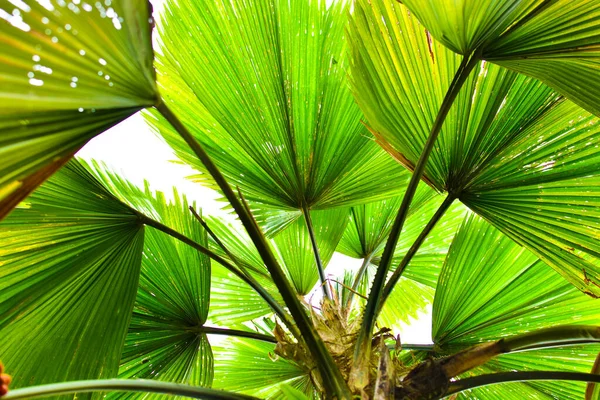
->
433, 214, 600, 399
0, 0, 156, 219
0, 160, 144, 399
349, 0, 600, 296
148, 0, 407, 212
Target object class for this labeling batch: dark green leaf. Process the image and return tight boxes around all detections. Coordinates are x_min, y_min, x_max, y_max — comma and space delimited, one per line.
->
0, 160, 144, 397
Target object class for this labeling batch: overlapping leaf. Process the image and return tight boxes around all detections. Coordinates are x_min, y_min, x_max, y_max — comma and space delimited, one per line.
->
349, 0, 600, 296
338, 184, 466, 289
483, 0, 600, 117
399, 0, 540, 55
149, 0, 407, 212
433, 213, 600, 350
273, 208, 349, 295
80, 161, 215, 391
399, 1, 600, 117
0, 0, 156, 219
461, 101, 600, 296
349, 0, 558, 192
212, 338, 313, 399
113, 197, 214, 393
203, 217, 280, 327
0, 160, 144, 396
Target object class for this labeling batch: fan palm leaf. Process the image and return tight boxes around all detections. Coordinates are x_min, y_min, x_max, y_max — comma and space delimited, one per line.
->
0, 0, 156, 219
148, 0, 407, 213
0, 160, 144, 397
349, 0, 600, 296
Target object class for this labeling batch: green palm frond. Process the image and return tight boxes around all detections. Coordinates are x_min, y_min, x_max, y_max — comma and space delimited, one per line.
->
399, 1, 600, 117
433, 213, 600, 349
0, 160, 144, 396
483, 1, 600, 117
147, 0, 407, 212
273, 208, 349, 295
460, 100, 600, 296
349, 0, 600, 296
399, 0, 539, 55
0, 0, 156, 219
212, 338, 313, 399
338, 184, 466, 289
79, 161, 216, 390
203, 217, 280, 327
115, 197, 213, 392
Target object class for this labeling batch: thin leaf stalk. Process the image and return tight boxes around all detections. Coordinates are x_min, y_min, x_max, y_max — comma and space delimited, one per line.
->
378, 194, 456, 311
302, 204, 331, 299
186, 326, 277, 344
442, 325, 600, 381
445, 371, 600, 398
188, 206, 270, 280
351, 54, 480, 391
140, 214, 297, 337
344, 253, 374, 313
2, 379, 260, 400
156, 101, 352, 399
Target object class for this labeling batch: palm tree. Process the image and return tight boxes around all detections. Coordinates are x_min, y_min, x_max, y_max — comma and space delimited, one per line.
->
1, 0, 600, 398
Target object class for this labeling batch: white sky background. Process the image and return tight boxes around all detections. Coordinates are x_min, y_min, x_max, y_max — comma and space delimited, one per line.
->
77, 0, 433, 346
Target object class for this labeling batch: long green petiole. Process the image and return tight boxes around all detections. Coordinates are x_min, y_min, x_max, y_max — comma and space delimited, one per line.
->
351, 54, 479, 390
186, 326, 277, 344
378, 194, 456, 312
445, 371, 600, 398
156, 101, 352, 399
3, 380, 260, 400
302, 204, 331, 299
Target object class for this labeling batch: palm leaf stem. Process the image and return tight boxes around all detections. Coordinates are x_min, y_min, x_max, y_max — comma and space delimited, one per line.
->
445, 371, 600, 398
351, 54, 479, 388
345, 253, 374, 312
186, 326, 277, 344
2, 380, 260, 400
155, 101, 352, 399
139, 214, 296, 336
438, 326, 600, 381
188, 206, 270, 280
302, 204, 331, 299
503, 325, 600, 352
379, 194, 456, 311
